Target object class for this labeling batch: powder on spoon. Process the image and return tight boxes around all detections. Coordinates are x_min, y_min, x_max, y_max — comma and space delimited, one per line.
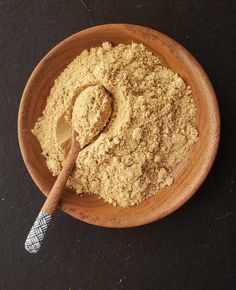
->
72, 85, 112, 148
33, 42, 198, 207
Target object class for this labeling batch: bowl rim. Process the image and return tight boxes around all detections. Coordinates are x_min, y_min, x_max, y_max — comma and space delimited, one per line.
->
18, 24, 220, 228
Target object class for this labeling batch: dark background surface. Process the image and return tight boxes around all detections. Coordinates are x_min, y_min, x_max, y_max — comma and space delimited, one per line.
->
0, 0, 235, 289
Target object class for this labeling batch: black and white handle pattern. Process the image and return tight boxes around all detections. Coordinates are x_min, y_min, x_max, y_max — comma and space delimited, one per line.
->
25, 211, 52, 254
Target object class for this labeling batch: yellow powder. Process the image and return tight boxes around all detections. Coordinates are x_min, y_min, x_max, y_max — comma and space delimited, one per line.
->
33, 42, 198, 207
72, 85, 112, 148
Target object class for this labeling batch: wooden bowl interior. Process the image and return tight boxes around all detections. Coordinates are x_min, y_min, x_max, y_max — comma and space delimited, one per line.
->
18, 24, 220, 227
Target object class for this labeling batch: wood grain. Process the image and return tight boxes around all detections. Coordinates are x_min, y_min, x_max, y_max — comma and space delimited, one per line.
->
18, 24, 220, 228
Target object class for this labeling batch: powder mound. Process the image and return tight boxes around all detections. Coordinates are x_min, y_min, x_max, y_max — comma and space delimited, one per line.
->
72, 85, 112, 148
32, 42, 198, 207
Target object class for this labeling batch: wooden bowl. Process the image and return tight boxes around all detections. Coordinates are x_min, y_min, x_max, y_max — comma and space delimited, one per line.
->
18, 24, 220, 228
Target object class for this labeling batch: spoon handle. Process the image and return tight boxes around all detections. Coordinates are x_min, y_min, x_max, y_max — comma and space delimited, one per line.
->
24, 139, 80, 254
24, 211, 52, 254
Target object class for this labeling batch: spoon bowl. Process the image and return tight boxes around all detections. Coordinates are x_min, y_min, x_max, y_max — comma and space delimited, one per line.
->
18, 24, 220, 228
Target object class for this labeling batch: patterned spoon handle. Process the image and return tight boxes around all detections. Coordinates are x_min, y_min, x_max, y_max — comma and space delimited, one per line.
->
24, 137, 80, 254
24, 211, 52, 253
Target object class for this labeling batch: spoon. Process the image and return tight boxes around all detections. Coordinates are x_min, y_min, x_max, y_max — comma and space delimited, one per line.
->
25, 85, 112, 254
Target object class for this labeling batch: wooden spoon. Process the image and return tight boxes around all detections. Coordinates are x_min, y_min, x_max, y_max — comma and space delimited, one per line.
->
25, 85, 111, 253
